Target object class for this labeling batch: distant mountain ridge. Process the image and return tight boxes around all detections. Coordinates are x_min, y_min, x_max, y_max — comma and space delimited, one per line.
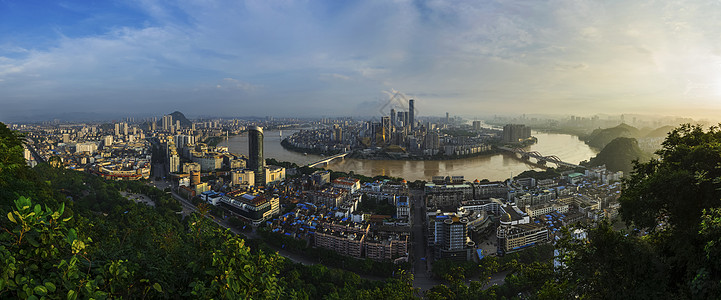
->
644, 125, 675, 138
582, 123, 639, 149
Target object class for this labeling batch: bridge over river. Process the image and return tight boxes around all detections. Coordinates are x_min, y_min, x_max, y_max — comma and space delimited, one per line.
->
498, 146, 585, 169
306, 152, 351, 168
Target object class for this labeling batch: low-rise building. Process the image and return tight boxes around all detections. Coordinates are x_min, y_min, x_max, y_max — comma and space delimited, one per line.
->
332, 177, 361, 193
314, 222, 369, 258
264, 165, 286, 184
231, 169, 255, 187
312, 170, 331, 186
365, 233, 409, 261
183, 162, 201, 174
311, 187, 348, 207
396, 197, 410, 219
497, 222, 549, 254
522, 202, 570, 218
218, 191, 280, 225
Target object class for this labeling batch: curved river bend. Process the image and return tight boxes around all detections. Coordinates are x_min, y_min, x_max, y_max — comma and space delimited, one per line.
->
220, 130, 597, 182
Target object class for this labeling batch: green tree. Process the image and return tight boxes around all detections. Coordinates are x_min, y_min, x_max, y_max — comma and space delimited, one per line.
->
553, 222, 668, 299
0, 196, 163, 299
188, 215, 284, 299
618, 124, 721, 295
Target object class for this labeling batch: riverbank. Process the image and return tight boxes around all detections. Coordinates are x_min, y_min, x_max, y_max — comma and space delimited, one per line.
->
225, 130, 597, 182
348, 148, 503, 161
204, 132, 242, 147
281, 138, 509, 161
280, 138, 343, 156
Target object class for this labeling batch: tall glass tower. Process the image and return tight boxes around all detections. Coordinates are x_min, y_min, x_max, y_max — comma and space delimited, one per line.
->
248, 126, 265, 186
409, 99, 415, 131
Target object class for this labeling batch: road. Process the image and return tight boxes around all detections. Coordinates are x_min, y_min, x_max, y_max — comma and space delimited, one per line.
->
483, 270, 511, 288
410, 188, 441, 291
409, 188, 509, 292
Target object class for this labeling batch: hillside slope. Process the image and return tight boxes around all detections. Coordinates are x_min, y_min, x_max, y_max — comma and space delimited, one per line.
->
583, 123, 639, 149
587, 137, 650, 174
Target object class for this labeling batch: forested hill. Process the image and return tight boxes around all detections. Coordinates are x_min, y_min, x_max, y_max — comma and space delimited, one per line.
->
587, 137, 651, 174
643, 125, 676, 138
582, 123, 639, 149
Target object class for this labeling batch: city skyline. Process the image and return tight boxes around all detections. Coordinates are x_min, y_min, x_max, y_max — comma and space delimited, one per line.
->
4, 1, 721, 122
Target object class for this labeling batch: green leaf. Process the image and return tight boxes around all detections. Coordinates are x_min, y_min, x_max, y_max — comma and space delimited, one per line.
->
67, 289, 77, 300
34, 285, 48, 296
58, 202, 65, 216
15, 196, 31, 211
153, 283, 163, 293
71, 240, 85, 253
66, 228, 77, 245
33, 204, 41, 215
44, 282, 56, 293
26, 235, 40, 247
7, 212, 16, 223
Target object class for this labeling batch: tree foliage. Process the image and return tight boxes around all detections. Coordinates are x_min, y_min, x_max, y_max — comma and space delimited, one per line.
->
549, 124, 721, 299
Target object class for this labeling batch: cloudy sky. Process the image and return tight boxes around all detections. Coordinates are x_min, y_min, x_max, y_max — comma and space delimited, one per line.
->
2, 0, 721, 121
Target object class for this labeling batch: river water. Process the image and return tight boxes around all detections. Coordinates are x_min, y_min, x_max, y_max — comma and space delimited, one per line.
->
219, 129, 597, 182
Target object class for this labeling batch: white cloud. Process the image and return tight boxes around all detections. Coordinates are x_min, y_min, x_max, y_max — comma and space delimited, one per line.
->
4, 0, 721, 119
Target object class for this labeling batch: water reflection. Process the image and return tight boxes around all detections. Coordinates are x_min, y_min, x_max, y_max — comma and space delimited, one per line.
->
221, 129, 598, 182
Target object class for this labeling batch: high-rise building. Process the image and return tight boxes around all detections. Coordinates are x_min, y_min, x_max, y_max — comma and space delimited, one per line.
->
162, 115, 173, 131
114, 123, 121, 137
333, 125, 343, 143
473, 121, 482, 131
190, 170, 201, 186
403, 112, 409, 129
168, 152, 180, 174
248, 126, 265, 186
123, 123, 129, 136
381, 116, 391, 145
503, 124, 531, 143
371, 122, 383, 147
409, 99, 415, 130
446, 112, 450, 124
103, 135, 113, 148
434, 215, 472, 261
390, 108, 396, 128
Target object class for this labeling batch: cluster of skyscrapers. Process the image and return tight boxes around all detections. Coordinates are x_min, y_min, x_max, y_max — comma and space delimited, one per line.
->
372, 99, 416, 147
502, 124, 532, 144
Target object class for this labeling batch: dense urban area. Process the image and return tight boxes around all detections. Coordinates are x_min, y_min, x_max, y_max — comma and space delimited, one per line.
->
5, 107, 721, 299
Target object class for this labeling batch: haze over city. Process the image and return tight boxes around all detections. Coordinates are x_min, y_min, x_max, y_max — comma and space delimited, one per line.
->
3, 0, 721, 121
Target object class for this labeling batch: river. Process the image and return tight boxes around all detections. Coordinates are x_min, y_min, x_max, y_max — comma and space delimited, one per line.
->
219, 129, 597, 182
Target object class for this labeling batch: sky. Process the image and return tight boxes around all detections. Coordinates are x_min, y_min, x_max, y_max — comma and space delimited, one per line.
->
3, 0, 721, 122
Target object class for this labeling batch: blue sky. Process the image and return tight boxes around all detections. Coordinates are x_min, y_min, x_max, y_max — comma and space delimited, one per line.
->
3, 0, 721, 121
